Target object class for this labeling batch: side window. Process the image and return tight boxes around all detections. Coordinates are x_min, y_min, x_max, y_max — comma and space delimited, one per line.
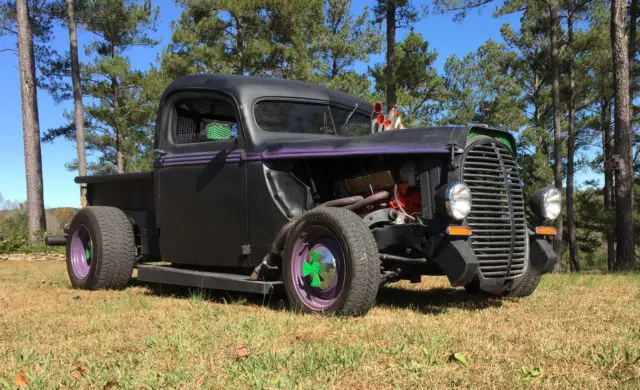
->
172, 97, 239, 145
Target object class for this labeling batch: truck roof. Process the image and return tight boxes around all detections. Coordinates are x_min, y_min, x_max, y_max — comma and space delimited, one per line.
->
162, 73, 374, 111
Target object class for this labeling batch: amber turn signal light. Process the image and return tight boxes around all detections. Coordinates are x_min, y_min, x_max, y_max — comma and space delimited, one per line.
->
535, 226, 557, 236
446, 226, 472, 236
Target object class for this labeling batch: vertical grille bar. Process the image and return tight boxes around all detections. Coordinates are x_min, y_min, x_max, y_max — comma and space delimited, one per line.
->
462, 139, 527, 279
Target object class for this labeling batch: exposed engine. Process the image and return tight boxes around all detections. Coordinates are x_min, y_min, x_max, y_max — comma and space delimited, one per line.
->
336, 162, 422, 222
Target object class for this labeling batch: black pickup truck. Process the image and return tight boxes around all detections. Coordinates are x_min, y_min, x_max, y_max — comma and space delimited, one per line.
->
46, 74, 560, 316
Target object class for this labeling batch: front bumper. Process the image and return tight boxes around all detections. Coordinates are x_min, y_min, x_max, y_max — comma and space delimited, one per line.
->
431, 230, 557, 290
432, 237, 478, 286
529, 235, 557, 274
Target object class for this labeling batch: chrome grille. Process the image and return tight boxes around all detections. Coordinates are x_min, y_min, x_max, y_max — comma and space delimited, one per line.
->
463, 140, 527, 279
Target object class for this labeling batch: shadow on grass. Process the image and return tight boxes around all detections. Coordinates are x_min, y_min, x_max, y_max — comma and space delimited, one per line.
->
134, 279, 502, 315
133, 279, 289, 311
376, 286, 503, 315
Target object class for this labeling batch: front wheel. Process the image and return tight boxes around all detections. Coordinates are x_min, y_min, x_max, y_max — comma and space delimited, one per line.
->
282, 207, 380, 316
502, 268, 541, 297
66, 206, 136, 290
464, 267, 541, 297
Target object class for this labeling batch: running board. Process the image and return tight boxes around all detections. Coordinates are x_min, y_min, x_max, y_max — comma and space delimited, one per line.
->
136, 264, 282, 295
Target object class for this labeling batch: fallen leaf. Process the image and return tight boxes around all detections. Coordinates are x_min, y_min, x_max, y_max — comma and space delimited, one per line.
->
521, 366, 543, 382
15, 374, 27, 388
132, 344, 149, 352
71, 363, 88, 380
103, 380, 117, 389
295, 332, 313, 342
236, 344, 249, 360
449, 352, 469, 367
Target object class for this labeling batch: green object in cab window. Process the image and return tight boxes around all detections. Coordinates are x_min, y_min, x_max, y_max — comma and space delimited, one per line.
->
205, 122, 232, 140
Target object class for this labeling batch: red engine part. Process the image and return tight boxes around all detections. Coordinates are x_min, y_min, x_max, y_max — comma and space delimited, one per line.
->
389, 184, 422, 216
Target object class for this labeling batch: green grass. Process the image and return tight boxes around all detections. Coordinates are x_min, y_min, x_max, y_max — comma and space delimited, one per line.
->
1, 259, 640, 389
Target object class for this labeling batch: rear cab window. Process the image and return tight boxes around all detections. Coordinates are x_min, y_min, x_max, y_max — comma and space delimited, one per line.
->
254, 101, 372, 137
171, 97, 239, 145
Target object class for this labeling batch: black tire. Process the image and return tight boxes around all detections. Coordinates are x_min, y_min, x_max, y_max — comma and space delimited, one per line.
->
282, 207, 380, 316
502, 268, 541, 297
464, 269, 541, 297
66, 206, 136, 290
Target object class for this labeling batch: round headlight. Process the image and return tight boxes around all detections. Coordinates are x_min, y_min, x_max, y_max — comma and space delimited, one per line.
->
445, 182, 472, 220
530, 187, 562, 220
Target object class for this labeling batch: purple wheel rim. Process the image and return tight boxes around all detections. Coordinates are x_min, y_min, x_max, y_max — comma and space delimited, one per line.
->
291, 226, 346, 311
70, 225, 92, 279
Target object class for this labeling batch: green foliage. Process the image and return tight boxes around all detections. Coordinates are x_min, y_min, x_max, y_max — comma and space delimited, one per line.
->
0, 205, 30, 253
0, 205, 61, 254
312, 0, 381, 96
372, 0, 418, 27
442, 39, 528, 131
41, 0, 160, 174
163, 0, 326, 81
0, 0, 56, 63
371, 32, 447, 127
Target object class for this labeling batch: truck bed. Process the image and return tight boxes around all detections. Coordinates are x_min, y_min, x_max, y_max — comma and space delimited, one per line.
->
75, 171, 159, 259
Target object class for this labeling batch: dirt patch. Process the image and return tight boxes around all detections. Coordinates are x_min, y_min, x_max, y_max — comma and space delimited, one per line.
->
0, 253, 64, 261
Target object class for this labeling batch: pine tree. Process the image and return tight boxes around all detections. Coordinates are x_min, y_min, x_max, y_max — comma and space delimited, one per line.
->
42, 0, 159, 174
313, 0, 381, 96
441, 39, 528, 130
373, 0, 418, 109
65, 0, 87, 205
371, 32, 447, 126
611, 0, 636, 270
14, 0, 47, 242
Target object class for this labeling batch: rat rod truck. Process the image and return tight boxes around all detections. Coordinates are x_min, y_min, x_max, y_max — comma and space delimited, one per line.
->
46, 74, 560, 316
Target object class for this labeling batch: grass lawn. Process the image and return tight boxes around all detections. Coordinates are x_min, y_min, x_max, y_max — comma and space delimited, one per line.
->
1, 258, 639, 389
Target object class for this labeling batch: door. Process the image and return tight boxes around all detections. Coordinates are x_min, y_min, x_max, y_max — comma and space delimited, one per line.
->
155, 92, 250, 268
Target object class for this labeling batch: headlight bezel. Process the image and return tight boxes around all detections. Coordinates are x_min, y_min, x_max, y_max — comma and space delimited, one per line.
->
443, 182, 473, 221
529, 186, 562, 221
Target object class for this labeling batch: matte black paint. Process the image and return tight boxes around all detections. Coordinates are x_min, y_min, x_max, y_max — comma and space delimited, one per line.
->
530, 237, 557, 274
136, 263, 282, 294
68, 74, 543, 294
432, 238, 479, 286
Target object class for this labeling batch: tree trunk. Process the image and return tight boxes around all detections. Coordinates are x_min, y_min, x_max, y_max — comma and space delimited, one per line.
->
385, 0, 397, 109
116, 126, 125, 173
566, 9, 579, 272
110, 74, 125, 174
630, 0, 637, 96
602, 100, 616, 271
66, 0, 87, 207
16, 0, 46, 242
235, 14, 245, 75
611, 0, 636, 270
550, 4, 563, 272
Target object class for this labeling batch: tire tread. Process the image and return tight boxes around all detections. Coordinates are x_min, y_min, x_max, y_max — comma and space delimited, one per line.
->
68, 206, 136, 290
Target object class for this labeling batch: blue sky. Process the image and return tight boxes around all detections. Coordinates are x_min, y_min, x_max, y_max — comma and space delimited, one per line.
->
0, 0, 523, 208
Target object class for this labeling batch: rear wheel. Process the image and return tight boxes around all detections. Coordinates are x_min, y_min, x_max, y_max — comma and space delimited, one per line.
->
282, 207, 380, 316
66, 206, 136, 290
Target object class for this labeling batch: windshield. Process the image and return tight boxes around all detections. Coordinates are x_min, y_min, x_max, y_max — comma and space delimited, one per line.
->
254, 101, 371, 136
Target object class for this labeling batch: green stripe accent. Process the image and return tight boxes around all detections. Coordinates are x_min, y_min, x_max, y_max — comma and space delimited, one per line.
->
468, 129, 514, 151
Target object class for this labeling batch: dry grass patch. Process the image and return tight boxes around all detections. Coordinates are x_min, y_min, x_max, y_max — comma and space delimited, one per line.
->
1, 260, 639, 389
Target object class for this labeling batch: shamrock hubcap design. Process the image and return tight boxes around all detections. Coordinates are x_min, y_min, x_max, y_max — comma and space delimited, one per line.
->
302, 245, 338, 289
